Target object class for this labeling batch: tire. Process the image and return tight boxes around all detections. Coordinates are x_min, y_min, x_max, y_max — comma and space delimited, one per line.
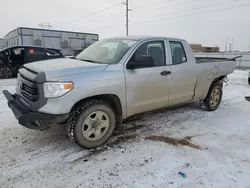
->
0, 65, 12, 79
248, 78, 250, 85
203, 84, 223, 111
66, 99, 116, 149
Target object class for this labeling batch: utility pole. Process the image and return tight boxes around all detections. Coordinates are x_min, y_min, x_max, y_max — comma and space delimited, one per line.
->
123, 0, 132, 36
126, 0, 129, 36
225, 36, 228, 52
47, 23, 53, 30
39, 22, 45, 29
39, 22, 53, 29
232, 38, 234, 52
248, 40, 250, 52
229, 43, 232, 52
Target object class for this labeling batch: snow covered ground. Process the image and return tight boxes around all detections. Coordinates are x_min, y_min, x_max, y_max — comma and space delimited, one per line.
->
0, 70, 250, 188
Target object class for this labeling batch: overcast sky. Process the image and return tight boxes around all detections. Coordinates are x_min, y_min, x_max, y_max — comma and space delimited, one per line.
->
1, 0, 250, 51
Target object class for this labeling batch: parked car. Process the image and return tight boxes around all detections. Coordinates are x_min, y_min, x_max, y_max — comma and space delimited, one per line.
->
0, 46, 64, 79
3, 36, 238, 149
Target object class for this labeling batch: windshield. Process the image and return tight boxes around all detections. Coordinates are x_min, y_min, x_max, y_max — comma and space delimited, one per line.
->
75, 38, 136, 64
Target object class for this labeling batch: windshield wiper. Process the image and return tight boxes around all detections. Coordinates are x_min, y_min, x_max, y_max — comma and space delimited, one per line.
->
78, 59, 102, 64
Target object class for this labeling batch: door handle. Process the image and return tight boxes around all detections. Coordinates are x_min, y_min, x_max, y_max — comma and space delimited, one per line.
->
160, 70, 171, 76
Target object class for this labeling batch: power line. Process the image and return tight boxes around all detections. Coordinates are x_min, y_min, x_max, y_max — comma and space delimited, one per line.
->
132, 0, 243, 19
131, 1, 248, 25
130, 3, 250, 26
131, 0, 200, 16
83, 21, 124, 33
56, 3, 122, 26
83, 3, 250, 32
68, 11, 124, 28
149, 0, 242, 19
62, 2, 250, 34
134, 0, 174, 9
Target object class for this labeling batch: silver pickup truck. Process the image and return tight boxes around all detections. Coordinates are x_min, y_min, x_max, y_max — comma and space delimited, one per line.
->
3, 36, 236, 149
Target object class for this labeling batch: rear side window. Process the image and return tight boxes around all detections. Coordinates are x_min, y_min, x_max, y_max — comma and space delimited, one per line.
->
26, 48, 46, 62
45, 49, 60, 56
169, 41, 187, 65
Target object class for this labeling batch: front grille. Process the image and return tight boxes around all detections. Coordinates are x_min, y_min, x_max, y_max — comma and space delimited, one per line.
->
19, 74, 39, 102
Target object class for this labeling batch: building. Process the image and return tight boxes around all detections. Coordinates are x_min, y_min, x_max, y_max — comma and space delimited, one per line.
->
4, 27, 99, 56
0, 38, 6, 49
190, 44, 220, 53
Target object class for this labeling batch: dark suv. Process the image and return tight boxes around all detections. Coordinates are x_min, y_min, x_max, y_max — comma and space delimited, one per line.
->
0, 46, 64, 78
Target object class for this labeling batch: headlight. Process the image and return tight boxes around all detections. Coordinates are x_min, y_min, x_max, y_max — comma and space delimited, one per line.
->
43, 82, 74, 98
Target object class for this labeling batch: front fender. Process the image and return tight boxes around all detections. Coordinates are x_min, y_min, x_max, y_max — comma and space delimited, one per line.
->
38, 70, 127, 118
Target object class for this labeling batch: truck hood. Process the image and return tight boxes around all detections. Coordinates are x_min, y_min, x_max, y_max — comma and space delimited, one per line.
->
23, 58, 108, 80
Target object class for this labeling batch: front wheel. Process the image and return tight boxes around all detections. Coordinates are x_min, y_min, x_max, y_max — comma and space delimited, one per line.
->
0, 65, 12, 79
66, 99, 116, 149
203, 84, 223, 111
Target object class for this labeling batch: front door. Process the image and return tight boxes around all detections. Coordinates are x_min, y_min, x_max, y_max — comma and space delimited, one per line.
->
9, 47, 25, 70
125, 40, 171, 117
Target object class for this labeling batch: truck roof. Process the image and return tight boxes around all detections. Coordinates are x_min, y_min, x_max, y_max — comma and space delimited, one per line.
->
108, 35, 186, 42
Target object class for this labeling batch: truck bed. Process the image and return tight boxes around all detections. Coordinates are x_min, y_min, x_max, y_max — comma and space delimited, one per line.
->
195, 56, 242, 64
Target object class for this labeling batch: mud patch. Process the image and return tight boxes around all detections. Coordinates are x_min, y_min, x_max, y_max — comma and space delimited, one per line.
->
71, 146, 109, 163
108, 134, 137, 146
145, 135, 201, 149
114, 124, 145, 136
71, 134, 138, 163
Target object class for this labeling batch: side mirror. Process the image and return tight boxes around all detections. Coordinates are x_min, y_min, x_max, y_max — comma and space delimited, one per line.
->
127, 54, 154, 69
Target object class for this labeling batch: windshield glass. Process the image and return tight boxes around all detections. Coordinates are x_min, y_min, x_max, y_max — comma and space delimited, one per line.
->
75, 38, 136, 64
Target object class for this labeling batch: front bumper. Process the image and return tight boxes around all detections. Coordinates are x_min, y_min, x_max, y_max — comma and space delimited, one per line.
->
3, 90, 69, 130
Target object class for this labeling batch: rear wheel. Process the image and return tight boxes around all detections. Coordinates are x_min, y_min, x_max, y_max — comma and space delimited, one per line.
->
0, 65, 12, 79
66, 99, 116, 149
203, 84, 223, 111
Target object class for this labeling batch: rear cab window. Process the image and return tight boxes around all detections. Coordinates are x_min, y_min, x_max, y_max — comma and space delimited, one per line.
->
169, 41, 187, 65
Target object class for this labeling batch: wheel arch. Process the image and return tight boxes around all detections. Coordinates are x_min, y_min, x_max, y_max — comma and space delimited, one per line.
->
70, 94, 123, 127
204, 75, 226, 99
211, 75, 227, 85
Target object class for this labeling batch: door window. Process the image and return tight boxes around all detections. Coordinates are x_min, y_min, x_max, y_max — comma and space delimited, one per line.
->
131, 41, 166, 68
169, 41, 187, 65
9, 48, 25, 64
13, 48, 24, 55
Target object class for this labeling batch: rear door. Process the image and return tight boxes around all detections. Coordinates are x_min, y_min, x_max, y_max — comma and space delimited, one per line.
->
26, 47, 46, 63
125, 40, 172, 117
168, 41, 197, 105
